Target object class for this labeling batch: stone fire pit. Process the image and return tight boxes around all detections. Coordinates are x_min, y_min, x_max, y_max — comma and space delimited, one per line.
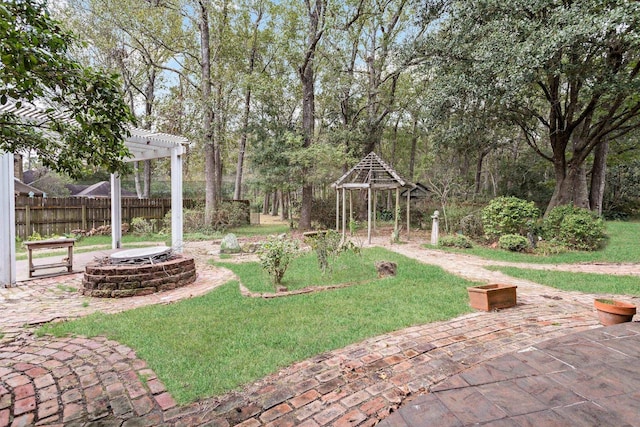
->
82, 247, 197, 298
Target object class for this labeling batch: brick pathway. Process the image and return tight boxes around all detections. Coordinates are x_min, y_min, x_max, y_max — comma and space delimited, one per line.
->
0, 239, 638, 426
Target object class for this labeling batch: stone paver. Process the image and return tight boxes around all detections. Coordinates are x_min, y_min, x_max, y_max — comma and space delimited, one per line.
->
0, 236, 638, 426
379, 322, 640, 427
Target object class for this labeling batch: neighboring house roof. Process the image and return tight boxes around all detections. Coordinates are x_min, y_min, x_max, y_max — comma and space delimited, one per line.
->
22, 169, 47, 184
64, 184, 89, 195
14, 178, 44, 196
73, 181, 137, 198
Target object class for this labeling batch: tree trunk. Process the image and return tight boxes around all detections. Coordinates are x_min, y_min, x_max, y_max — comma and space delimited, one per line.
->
199, 1, 217, 225
270, 191, 279, 216
143, 160, 151, 198
233, 6, 262, 201
409, 118, 418, 181
134, 161, 142, 198
546, 160, 590, 215
475, 150, 488, 195
262, 192, 270, 215
589, 139, 609, 216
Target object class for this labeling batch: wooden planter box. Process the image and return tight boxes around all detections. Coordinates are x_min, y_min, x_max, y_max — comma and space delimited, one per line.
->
467, 284, 517, 311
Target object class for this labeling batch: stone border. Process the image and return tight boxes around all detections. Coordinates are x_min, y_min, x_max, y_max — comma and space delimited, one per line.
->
239, 279, 374, 298
82, 256, 196, 298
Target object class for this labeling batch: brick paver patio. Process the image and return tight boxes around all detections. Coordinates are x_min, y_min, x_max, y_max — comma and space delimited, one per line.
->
0, 238, 637, 426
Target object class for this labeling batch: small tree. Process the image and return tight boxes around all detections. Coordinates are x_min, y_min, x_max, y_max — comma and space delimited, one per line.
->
258, 235, 299, 289
304, 230, 342, 275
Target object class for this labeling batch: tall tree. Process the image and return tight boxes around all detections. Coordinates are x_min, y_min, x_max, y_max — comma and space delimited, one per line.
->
61, 0, 181, 197
418, 0, 640, 214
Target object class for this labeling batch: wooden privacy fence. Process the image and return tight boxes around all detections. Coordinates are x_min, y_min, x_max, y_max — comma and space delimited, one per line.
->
14, 196, 212, 240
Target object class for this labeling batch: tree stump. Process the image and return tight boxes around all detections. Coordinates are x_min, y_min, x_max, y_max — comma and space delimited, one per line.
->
375, 261, 397, 278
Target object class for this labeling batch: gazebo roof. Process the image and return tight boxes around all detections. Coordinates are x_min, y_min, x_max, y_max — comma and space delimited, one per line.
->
0, 100, 188, 161
333, 152, 410, 190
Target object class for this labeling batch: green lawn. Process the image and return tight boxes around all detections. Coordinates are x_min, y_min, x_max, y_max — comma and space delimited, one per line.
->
229, 250, 375, 293
438, 221, 640, 264
488, 266, 640, 296
39, 247, 475, 404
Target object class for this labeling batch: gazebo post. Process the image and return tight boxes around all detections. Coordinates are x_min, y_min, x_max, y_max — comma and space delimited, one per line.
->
406, 191, 411, 240
367, 184, 372, 244
394, 187, 400, 235
373, 190, 377, 232
335, 189, 340, 231
342, 188, 346, 240
349, 191, 353, 224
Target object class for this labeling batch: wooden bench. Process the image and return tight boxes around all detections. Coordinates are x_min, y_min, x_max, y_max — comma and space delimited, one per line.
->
23, 238, 76, 278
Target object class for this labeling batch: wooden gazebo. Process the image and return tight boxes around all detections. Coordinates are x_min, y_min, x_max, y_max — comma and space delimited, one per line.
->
332, 152, 412, 243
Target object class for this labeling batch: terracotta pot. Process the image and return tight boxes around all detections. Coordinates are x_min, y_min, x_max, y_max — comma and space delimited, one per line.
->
594, 299, 637, 326
467, 284, 517, 311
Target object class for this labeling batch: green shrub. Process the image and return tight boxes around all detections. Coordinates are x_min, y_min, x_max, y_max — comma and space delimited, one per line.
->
543, 205, 605, 251
212, 201, 249, 230
258, 235, 300, 287
309, 197, 335, 229
131, 217, 154, 235
439, 234, 473, 249
481, 196, 539, 240
498, 234, 530, 252
442, 203, 478, 234
459, 212, 484, 238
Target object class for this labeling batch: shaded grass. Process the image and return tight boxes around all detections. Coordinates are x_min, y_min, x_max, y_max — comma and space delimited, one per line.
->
39, 248, 475, 404
489, 266, 640, 296
438, 221, 639, 264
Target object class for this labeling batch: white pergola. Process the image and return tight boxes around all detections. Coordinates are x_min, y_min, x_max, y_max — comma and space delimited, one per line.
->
0, 101, 188, 287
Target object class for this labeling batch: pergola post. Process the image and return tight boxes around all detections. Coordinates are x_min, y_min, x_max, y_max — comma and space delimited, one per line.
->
171, 146, 184, 252
0, 152, 16, 287
110, 173, 122, 249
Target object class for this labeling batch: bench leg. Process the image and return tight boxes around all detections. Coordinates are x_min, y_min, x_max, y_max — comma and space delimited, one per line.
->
28, 249, 34, 278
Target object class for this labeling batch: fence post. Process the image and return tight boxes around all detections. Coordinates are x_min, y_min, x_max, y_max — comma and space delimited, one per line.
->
82, 204, 87, 230
25, 205, 31, 237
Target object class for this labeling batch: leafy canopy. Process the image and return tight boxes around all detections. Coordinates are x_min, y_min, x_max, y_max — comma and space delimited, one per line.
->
0, 0, 135, 178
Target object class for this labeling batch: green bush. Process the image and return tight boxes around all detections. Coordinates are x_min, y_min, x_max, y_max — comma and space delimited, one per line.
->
258, 235, 300, 287
131, 217, 154, 235
481, 196, 539, 240
212, 201, 249, 230
310, 197, 336, 229
498, 234, 530, 252
459, 212, 484, 238
439, 234, 473, 249
442, 203, 478, 234
543, 205, 605, 251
